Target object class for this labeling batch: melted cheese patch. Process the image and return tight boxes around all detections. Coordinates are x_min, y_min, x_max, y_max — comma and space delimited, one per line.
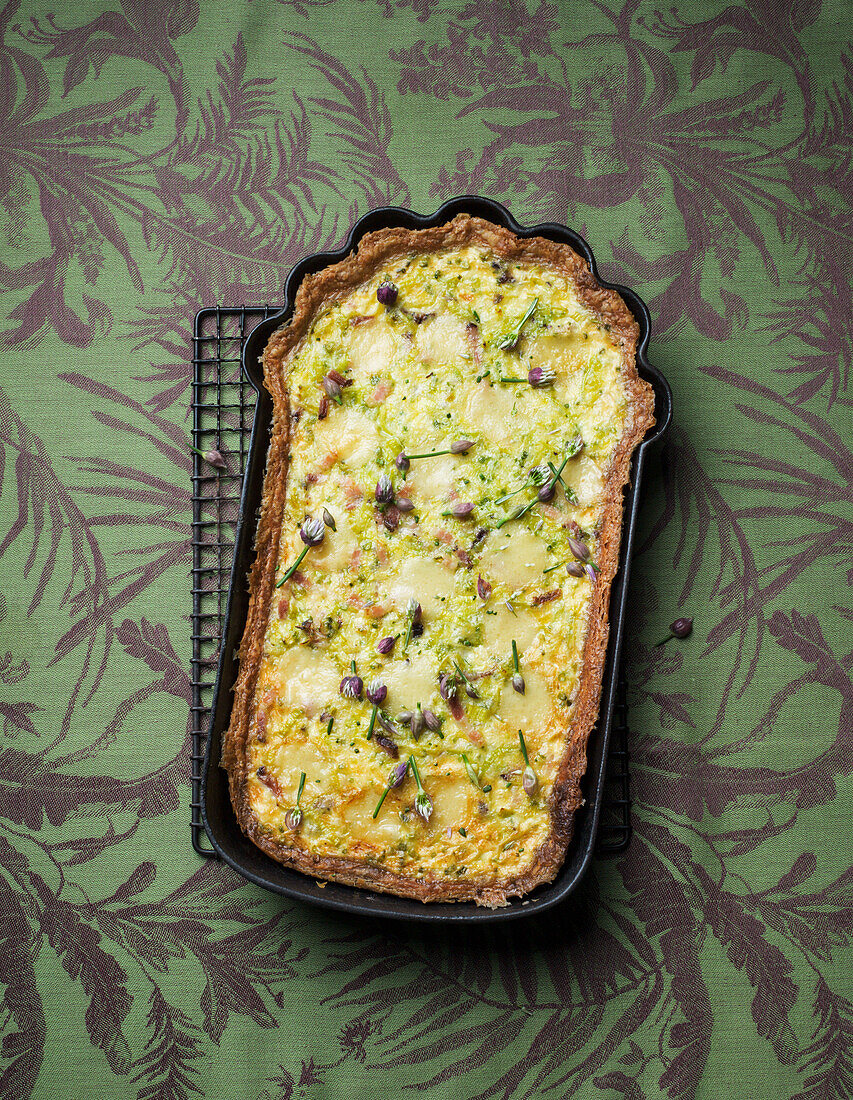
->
248, 244, 634, 889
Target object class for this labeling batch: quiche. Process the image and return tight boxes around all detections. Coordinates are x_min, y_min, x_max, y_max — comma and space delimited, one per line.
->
223, 215, 655, 907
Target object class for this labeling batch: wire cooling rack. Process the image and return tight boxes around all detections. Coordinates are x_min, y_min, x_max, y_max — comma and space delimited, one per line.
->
190, 306, 632, 859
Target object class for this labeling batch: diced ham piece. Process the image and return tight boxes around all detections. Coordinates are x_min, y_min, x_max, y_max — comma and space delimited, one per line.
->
366, 379, 393, 406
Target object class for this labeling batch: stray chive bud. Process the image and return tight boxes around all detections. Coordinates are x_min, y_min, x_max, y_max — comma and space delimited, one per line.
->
655, 616, 694, 647
566, 561, 586, 578
450, 439, 475, 454
375, 473, 394, 506
585, 563, 597, 585
402, 598, 422, 655
377, 634, 398, 655
191, 444, 226, 470
396, 497, 415, 513
377, 279, 398, 306
528, 366, 555, 388
395, 452, 410, 473
477, 575, 492, 600
422, 708, 440, 732
383, 505, 400, 531
366, 678, 387, 706
529, 464, 550, 486
322, 508, 336, 531
411, 704, 426, 739
397, 710, 413, 725
568, 537, 591, 562
538, 481, 556, 503
444, 501, 474, 520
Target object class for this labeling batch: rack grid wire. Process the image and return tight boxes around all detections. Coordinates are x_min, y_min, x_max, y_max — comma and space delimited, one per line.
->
190, 305, 631, 859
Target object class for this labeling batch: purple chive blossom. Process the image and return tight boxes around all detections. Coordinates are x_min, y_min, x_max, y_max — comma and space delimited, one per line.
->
377, 279, 398, 306
340, 662, 363, 699
585, 563, 597, 585
372, 758, 408, 818
528, 366, 556, 388
423, 708, 440, 732
377, 634, 398, 655
518, 732, 537, 797
438, 672, 457, 701
409, 756, 433, 823
538, 480, 556, 503
389, 759, 409, 787
366, 678, 387, 706
301, 517, 326, 546
402, 598, 422, 654
568, 537, 591, 563
511, 640, 525, 695
450, 439, 475, 455
477, 574, 492, 600
444, 501, 474, 520
375, 732, 399, 758
278, 517, 326, 586
396, 496, 415, 513
566, 561, 586, 578
375, 473, 395, 506
322, 508, 336, 531
395, 452, 411, 473
285, 772, 306, 830
321, 375, 342, 403
411, 704, 426, 739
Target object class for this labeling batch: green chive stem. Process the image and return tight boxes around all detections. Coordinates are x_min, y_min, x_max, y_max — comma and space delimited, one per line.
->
512, 640, 520, 672
372, 785, 390, 819
367, 705, 377, 739
518, 730, 530, 766
296, 771, 306, 804
409, 754, 424, 792
278, 544, 310, 586
326, 717, 334, 735
543, 561, 565, 574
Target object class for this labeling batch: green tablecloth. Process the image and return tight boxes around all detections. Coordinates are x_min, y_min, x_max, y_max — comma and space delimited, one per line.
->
3, 1, 851, 1096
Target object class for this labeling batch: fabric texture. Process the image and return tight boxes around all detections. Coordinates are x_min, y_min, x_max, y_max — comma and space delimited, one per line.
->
1, 0, 851, 1097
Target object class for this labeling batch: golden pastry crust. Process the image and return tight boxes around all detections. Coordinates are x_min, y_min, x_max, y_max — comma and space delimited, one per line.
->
222, 214, 655, 907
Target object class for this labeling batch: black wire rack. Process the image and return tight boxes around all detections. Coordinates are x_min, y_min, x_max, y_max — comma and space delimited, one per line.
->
190, 306, 631, 859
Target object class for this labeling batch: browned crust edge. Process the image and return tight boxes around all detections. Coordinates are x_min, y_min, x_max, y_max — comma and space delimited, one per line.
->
222, 214, 655, 908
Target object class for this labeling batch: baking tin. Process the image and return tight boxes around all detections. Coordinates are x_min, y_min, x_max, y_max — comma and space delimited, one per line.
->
200, 196, 672, 923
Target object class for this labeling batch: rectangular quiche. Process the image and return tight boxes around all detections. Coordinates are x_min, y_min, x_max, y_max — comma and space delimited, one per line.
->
223, 215, 655, 907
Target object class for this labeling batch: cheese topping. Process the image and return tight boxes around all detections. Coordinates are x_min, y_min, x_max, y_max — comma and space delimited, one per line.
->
248, 246, 631, 887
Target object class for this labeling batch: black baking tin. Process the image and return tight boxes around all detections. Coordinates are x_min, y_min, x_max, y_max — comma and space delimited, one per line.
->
200, 196, 672, 923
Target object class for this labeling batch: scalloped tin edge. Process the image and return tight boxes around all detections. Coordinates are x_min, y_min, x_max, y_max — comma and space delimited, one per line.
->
201, 197, 672, 924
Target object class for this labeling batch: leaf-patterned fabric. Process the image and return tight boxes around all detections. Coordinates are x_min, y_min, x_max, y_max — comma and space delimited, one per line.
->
1, 1, 851, 1097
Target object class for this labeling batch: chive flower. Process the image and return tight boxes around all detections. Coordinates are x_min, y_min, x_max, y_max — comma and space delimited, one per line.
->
322, 508, 336, 530
443, 501, 474, 520
528, 366, 556, 388
340, 661, 363, 700
395, 452, 411, 473
375, 473, 395, 506
462, 753, 481, 789
518, 731, 537, 797
377, 279, 398, 306
511, 639, 525, 694
402, 598, 422, 654
497, 298, 538, 351
277, 517, 326, 586
477, 575, 492, 600
372, 759, 409, 818
285, 772, 306, 830
409, 755, 433, 823
377, 634, 398, 655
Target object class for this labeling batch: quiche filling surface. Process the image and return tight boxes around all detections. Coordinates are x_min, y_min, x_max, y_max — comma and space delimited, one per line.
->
246, 244, 635, 889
